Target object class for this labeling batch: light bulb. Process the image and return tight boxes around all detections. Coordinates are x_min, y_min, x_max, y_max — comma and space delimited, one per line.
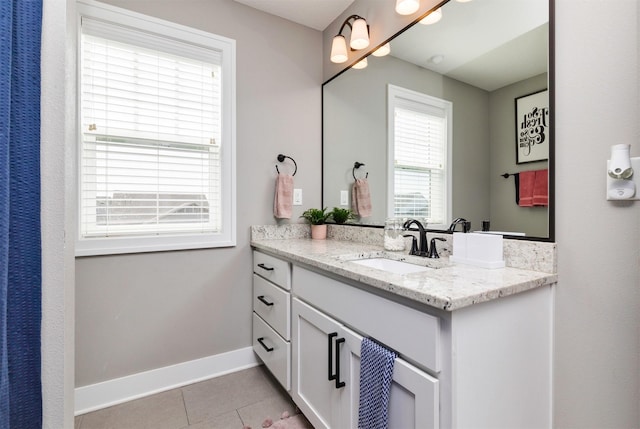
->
352, 57, 368, 69
330, 35, 348, 63
395, 0, 420, 15
372, 43, 391, 57
420, 8, 442, 25
350, 18, 369, 50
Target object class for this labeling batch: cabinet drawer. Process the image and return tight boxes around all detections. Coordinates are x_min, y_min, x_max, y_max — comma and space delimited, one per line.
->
253, 313, 291, 391
253, 251, 291, 290
293, 266, 441, 373
253, 274, 291, 340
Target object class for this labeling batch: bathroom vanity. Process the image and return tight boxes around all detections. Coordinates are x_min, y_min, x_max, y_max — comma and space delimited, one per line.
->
251, 225, 556, 429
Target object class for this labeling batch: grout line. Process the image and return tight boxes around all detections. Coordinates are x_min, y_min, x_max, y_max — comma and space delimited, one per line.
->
179, 388, 191, 426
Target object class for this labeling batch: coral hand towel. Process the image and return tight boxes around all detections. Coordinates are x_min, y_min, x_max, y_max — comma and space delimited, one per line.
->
273, 174, 294, 219
532, 169, 549, 206
351, 178, 372, 217
518, 170, 535, 207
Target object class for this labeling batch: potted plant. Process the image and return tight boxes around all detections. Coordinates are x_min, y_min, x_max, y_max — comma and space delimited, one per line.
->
300, 207, 332, 239
330, 207, 354, 225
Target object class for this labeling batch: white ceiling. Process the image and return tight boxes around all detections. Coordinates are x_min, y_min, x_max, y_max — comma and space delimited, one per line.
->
232, 0, 549, 91
232, 0, 354, 31
390, 0, 549, 91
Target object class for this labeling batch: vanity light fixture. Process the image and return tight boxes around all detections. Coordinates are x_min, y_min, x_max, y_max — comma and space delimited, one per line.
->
352, 57, 368, 69
330, 15, 370, 64
420, 7, 443, 25
395, 0, 420, 15
371, 43, 391, 57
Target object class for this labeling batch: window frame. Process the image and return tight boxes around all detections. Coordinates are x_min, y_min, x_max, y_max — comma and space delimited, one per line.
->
75, 0, 236, 256
387, 84, 452, 230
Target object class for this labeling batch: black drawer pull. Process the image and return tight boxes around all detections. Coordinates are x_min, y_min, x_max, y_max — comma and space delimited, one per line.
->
257, 263, 274, 271
335, 337, 345, 388
328, 332, 337, 381
257, 337, 274, 352
257, 295, 274, 306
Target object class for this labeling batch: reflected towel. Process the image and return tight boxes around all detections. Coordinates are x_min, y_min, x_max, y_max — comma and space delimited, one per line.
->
274, 174, 294, 219
358, 338, 397, 429
518, 170, 535, 207
351, 178, 372, 217
532, 169, 548, 206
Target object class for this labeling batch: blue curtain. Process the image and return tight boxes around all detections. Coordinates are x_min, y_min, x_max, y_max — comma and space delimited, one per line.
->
0, 0, 43, 427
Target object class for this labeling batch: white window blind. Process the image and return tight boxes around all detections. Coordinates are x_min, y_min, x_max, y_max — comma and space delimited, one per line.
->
388, 85, 451, 228
77, 4, 236, 255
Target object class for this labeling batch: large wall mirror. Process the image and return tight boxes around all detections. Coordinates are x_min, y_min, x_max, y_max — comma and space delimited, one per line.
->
322, 0, 554, 241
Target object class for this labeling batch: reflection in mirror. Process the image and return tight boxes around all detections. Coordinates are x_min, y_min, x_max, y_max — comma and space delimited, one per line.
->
322, 0, 552, 240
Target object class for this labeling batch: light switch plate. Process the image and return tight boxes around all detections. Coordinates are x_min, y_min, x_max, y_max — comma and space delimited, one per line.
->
293, 188, 302, 205
340, 190, 348, 206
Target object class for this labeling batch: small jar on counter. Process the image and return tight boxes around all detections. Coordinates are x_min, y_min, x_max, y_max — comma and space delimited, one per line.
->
384, 218, 405, 251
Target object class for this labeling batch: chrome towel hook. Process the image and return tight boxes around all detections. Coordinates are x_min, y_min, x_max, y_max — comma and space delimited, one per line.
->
275, 154, 297, 176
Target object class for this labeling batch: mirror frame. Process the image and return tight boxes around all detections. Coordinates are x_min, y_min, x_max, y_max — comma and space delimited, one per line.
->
321, 0, 555, 242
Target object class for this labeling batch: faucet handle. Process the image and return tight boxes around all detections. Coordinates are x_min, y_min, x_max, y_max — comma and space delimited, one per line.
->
403, 234, 419, 256
428, 237, 446, 259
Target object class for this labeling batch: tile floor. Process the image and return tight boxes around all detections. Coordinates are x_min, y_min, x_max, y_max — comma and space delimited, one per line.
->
74, 366, 313, 429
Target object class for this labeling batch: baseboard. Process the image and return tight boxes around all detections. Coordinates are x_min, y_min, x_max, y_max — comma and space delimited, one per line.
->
75, 347, 260, 415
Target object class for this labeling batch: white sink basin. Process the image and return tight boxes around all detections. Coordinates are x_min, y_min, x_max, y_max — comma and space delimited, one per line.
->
350, 258, 432, 275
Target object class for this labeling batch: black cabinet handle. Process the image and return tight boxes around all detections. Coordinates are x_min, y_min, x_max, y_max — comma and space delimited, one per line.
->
335, 337, 345, 388
257, 263, 274, 271
257, 337, 274, 352
257, 295, 274, 306
328, 332, 337, 381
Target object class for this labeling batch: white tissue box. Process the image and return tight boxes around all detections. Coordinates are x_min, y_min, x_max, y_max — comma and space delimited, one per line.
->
450, 232, 505, 269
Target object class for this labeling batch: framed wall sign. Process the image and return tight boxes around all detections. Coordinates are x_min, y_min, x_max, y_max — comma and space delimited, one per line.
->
515, 89, 549, 164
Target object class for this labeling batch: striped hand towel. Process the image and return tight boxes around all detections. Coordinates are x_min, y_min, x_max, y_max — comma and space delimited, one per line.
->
358, 338, 397, 429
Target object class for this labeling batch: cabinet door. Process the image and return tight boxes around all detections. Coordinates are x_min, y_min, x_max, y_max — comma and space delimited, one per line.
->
291, 298, 343, 429
340, 325, 440, 429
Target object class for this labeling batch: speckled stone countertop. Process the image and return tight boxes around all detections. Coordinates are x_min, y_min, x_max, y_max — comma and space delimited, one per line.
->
251, 225, 557, 311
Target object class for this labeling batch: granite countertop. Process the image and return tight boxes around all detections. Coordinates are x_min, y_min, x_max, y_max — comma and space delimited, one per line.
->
251, 238, 557, 311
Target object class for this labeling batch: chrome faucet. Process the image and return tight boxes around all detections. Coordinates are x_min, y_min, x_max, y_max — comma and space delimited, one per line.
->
447, 217, 471, 233
403, 219, 428, 256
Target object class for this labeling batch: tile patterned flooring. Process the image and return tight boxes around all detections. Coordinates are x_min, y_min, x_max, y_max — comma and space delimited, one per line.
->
74, 366, 313, 429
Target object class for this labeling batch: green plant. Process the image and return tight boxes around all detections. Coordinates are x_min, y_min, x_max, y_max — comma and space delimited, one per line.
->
330, 207, 354, 224
300, 207, 331, 225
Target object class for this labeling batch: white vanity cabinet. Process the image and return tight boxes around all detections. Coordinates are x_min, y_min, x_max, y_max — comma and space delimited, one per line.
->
292, 266, 439, 429
290, 264, 553, 429
252, 251, 291, 390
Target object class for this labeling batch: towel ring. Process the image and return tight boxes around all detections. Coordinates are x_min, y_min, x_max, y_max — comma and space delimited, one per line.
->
353, 162, 368, 180
275, 154, 297, 176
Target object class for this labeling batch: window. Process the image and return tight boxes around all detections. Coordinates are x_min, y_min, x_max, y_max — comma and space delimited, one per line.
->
387, 85, 452, 229
76, 2, 235, 256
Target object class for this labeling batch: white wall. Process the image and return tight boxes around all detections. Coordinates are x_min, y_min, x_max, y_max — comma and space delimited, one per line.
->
554, 0, 640, 426
41, 0, 76, 427
74, 0, 322, 387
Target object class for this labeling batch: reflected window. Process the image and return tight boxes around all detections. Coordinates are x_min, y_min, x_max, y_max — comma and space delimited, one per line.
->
388, 85, 452, 228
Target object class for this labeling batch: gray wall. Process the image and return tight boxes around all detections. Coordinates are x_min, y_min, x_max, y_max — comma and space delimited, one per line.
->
489, 73, 549, 236
323, 54, 490, 228
75, 0, 322, 387
554, 0, 640, 426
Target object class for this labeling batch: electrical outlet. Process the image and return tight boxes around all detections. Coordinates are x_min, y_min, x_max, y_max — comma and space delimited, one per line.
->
340, 190, 348, 206
293, 188, 302, 205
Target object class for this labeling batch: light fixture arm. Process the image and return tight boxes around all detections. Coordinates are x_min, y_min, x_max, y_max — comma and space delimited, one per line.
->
337, 15, 367, 37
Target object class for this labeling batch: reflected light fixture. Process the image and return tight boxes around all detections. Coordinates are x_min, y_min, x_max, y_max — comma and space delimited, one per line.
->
352, 57, 368, 69
395, 0, 420, 15
372, 43, 391, 57
330, 15, 370, 63
420, 7, 442, 25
